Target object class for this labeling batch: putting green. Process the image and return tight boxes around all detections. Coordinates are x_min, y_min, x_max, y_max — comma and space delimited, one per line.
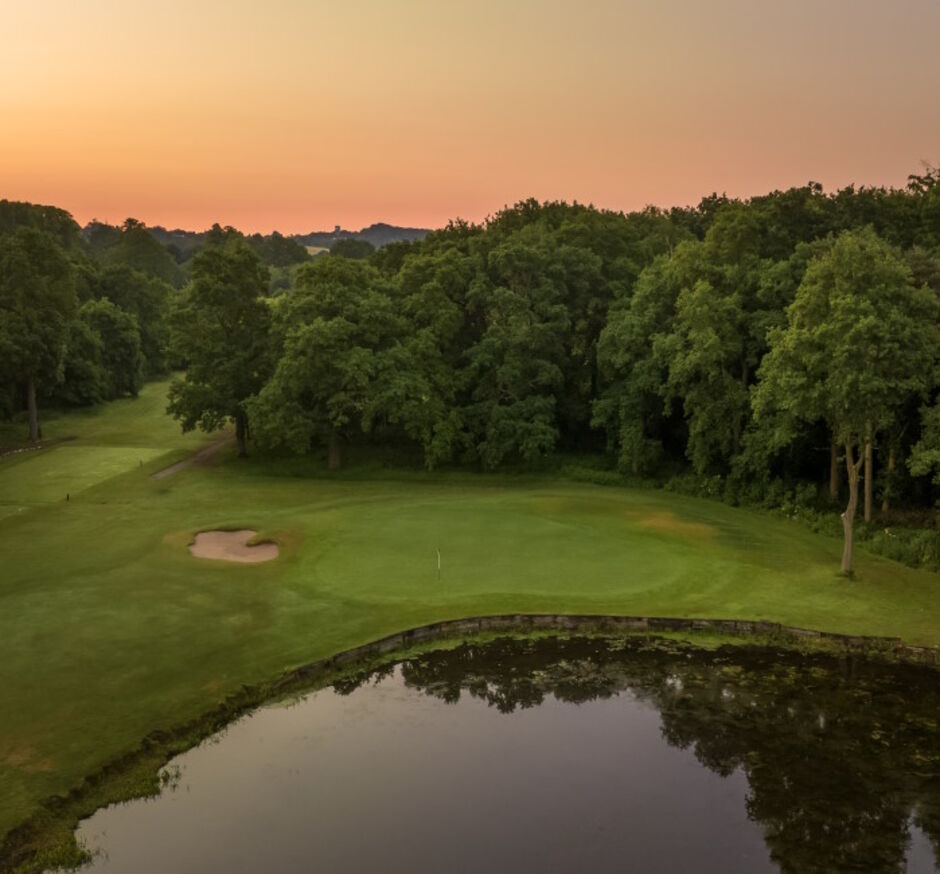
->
1, 380, 938, 856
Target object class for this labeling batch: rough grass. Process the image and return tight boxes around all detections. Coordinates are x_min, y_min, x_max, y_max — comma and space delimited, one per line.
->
1, 380, 939, 853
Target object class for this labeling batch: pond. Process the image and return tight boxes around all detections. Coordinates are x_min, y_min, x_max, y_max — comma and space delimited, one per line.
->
66, 636, 940, 873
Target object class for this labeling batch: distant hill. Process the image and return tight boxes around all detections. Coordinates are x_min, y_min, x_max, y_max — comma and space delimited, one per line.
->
293, 222, 429, 250
84, 221, 430, 262
78, 220, 429, 280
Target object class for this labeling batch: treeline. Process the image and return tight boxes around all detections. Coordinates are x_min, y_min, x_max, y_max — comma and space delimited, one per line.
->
2, 173, 939, 571
85, 218, 312, 291
0, 209, 310, 437
166, 173, 940, 573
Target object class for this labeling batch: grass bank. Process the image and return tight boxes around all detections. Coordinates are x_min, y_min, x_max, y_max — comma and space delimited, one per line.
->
1, 381, 938, 867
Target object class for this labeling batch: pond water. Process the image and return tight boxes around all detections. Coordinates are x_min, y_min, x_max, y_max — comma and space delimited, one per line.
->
68, 636, 939, 873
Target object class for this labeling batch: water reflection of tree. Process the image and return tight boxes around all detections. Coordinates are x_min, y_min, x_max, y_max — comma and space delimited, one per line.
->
644, 653, 939, 873
340, 636, 940, 873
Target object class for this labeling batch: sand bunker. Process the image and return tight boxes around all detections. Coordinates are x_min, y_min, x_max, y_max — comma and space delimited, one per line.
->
189, 529, 279, 563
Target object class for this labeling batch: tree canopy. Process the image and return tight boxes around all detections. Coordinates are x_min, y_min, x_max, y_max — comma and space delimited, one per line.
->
0, 227, 77, 440
248, 256, 401, 468
754, 228, 939, 572
329, 237, 376, 260
166, 239, 271, 456
3, 172, 940, 573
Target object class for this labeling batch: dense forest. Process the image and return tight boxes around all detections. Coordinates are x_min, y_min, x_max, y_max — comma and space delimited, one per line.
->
1, 170, 939, 573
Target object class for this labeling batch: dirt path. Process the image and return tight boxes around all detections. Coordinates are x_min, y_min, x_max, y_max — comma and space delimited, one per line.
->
151, 434, 234, 480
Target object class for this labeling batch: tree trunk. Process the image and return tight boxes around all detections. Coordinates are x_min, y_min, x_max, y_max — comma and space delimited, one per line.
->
841, 441, 862, 576
829, 439, 840, 499
863, 421, 873, 523
881, 446, 895, 513
27, 377, 40, 444
328, 431, 342, 470
235, 412, 248, 457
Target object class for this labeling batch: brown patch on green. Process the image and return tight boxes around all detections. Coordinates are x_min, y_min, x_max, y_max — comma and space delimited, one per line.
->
632, 511, 715, 541
262, 527, 304, 561
2, 746, 53, 774
533, 496, 567, 514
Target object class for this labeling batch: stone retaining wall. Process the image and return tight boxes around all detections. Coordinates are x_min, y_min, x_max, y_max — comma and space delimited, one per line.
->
275, 613, 939, 693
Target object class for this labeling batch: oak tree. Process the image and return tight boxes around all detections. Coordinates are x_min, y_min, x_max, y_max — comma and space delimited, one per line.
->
754, 229, 938, 574
167, 239, 271, 456
0, 228, 76, 441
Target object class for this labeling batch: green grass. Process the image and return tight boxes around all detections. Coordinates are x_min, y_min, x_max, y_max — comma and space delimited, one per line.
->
0, 385, 208, 451
1, 380, 939, 856
0, 446, 168, 505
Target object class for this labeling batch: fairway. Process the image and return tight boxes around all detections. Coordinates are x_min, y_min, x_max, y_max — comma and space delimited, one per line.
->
1, 382, 939, 854
0, 446, 166, 505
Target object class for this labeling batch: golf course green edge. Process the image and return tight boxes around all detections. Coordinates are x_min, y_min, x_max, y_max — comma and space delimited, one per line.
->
2, 611, 938, 874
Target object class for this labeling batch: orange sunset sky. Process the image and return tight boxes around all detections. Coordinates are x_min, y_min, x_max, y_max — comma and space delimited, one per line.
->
3, 0, 939, 234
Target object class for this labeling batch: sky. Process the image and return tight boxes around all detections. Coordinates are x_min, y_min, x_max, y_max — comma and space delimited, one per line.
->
2, 0, 939, 233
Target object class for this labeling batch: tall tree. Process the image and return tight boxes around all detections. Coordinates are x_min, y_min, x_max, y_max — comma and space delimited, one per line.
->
594, 245, 695, 474
97, 218, 185, 287
0, 200, 84, 251
910, 401, 940, 487
95, 265, 171, 376
167, 239, 271, 456
651, 206, 799, 474
0, 228, 76, 441
389, 244, 479, 467
753, 229, 938, 574
79, 298, 144, 398
248, 257, 401, 469
53, 317, 107, 406
462, 230, 570, 468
